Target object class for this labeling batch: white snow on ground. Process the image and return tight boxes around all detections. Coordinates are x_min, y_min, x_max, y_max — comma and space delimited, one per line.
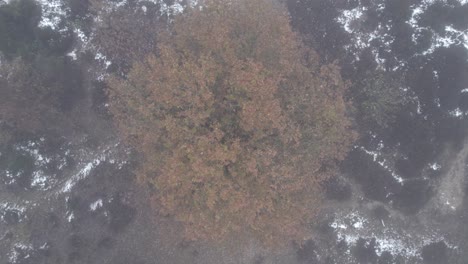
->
36, 0, 67, 30
407, 1, 468, 53
422, 26, 468, 55
337, 0, 468, 71
61, 159, 100, 193
337, 0, 468, 121
8, 243, 34, 264
66, 211, 74, 222
60, 141, 127, 193
90, 198, 103, 211
429, 162, 442, 171
448, 107, 468, 118
331, 211, 367, 230
408, 1, 468, 55
2, 138, 126, 226
337, 7, 366, 34
31, 170, 50, 190
75, 27, 88, 42
2, 137, 127, 199
0, 203, 26, 222
68, 28, 90, 62
331, 211, 456, 258
143, 0, 189, 15
357, 145, 405, 184
13, 139, 59, 190
13, 139, 63, 190
67, 49, 77, 60
16, 139, 50, 167
92, 0, 187, 20
95, 52, 112, 69
336, 5, 394, 69
3, 170, 22, 185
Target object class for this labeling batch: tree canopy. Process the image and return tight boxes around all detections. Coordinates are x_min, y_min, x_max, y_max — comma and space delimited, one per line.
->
108, 0, 356, 246
0, 0, 82, 145
0, 0, 73, 60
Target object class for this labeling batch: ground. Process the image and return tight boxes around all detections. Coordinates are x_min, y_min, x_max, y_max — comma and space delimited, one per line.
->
1, 0, 468, 263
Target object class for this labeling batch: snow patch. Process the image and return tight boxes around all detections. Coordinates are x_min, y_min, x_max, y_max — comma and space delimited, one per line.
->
337, 6, 396, 69
66, 211, 74, 222
448, 108, 468, 118
444, 200, 457, 210
16, 140, 50, 167
95, 52, 112, 69
90, 199, 103, 211
13, 139, 59, 190
75, 28, 89, 44
337, 7, 366, 34
331, 211, 368, 232
422, 25, 468, 55
144, 0, 187, 16
61, 159, 101, 193
358, 146, 405, 184
3, 170, 22, 186
8, 243, 34, 264
429, 162, 442, 171
338, 0, 468, 71
37, 0, 67, 30
60, 141, 127, 193
407, 1, 468, 56
0, 202, 26, 223
331, 210, 455, 258
31, 170, 53, 190
67, 49, 77, 60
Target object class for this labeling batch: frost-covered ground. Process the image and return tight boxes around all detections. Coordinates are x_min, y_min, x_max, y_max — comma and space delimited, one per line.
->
330, 210, 454, 259
0, 135, 130, 263
321, 1, 468, 262
337, 0, 468, 67
37, 0, 66, 30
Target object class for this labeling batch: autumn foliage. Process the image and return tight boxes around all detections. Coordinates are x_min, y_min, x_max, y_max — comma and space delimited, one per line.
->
108, 0, 356, 245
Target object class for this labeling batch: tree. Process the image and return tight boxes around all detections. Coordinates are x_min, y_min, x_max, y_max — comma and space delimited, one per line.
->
0, 0, 41, 58
0, 0, 73, 60
91, 0, 163, 74
353, 70, 407, 130
108, 0, 356, 246
0, 54, 83, 141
